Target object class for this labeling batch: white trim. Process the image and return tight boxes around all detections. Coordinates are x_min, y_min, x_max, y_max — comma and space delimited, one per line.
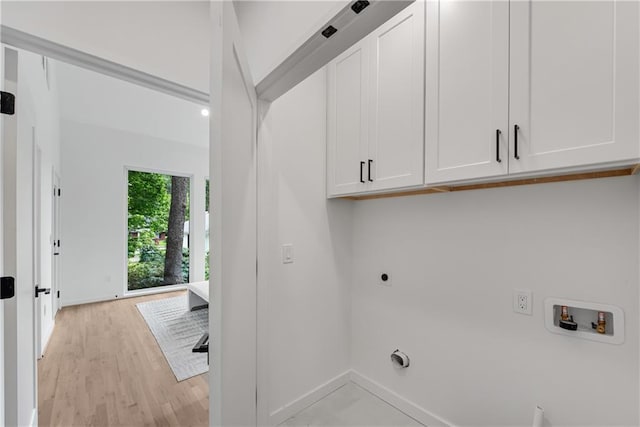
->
0, 25, 209, 105
209, 3, 223, 425
29, 408, 37, 427
0, 42, 6, 427
349, 370, 455, 427
256, 98, 272, 426
64, 285, 186, 308
39, 319, 55, 359
268, 371, 351, 426
123, 164, 194, 179
123, 284, 187, 298
123, 166, 195, 298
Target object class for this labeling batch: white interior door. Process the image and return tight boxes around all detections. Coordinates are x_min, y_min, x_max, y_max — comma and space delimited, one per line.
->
34, 145, 55, 359
2, 45, 38, 427
33, 145, 51, 359
210, 2, 258, 426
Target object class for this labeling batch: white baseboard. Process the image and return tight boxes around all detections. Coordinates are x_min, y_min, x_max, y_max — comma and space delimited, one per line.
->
29, 408, 37, 427
268, 371, 351, 426
63, 285, 187, 308
349, 370, 455, 427
41, 320, 55, 358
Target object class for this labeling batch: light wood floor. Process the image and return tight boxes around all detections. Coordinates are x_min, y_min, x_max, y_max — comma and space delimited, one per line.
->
38, 291, 209, 427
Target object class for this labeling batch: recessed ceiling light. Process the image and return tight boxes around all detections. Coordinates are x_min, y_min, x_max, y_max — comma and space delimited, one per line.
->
201, 108, 210, 117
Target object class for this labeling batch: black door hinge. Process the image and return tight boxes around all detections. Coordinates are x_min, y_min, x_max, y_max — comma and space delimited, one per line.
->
57, 188, 61, 197
57, 290, 60, 298
1, 91, 15, 115
1, 277, 15, 299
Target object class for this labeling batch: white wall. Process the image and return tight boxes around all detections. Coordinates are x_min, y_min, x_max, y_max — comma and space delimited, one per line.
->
235, 1, 346, 84
351, 176, 639, 426
1, 1, 210, 93
60, 120, 208, 306
242, 5, 640, 425
55, 60, 208, 148
259, 68, 353, 423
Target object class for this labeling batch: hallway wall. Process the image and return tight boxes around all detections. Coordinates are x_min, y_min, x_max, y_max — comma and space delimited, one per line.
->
60, 120, 208, 306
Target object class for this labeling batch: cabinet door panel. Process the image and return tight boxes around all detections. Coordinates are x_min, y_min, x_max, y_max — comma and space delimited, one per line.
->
509, 0, 639, 173
425, 0, 509, 184
368, 2, 425, 191
327, 43, 369, 196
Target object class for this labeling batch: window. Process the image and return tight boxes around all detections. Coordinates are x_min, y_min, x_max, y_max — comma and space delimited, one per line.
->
127, 170, 190, 290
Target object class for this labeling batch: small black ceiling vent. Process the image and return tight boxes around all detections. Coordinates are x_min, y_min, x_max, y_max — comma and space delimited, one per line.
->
322, 25, 338, 39
351, 0, 370, 14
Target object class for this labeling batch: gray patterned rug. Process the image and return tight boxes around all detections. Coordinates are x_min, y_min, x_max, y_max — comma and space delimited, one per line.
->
136, 295, 209, 381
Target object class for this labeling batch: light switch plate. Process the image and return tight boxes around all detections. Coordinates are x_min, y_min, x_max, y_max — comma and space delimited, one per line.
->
282, 244, 294, 264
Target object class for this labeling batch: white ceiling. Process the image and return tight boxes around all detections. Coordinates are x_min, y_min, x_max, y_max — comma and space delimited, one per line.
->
235, 1, 346, 83
4, 1, 211, 92
54, 59, 209, 148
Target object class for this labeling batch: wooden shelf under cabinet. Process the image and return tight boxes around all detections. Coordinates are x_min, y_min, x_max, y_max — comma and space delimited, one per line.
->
342, 164, 640, 201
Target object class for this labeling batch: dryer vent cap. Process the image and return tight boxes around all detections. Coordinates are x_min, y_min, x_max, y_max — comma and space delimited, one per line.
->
390, 350, 410, 368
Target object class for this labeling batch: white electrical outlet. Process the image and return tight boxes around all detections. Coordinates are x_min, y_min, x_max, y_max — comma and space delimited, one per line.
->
513, 289, 533, 315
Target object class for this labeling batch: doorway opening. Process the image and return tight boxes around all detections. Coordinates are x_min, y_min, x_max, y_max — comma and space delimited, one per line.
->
2, 43, 210, 426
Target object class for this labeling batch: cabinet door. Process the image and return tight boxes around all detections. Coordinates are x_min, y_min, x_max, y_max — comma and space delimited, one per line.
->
425, 0, 509, 184
327, 42, 370, 196
509, 0, 640, 173
367, 1, 425, 191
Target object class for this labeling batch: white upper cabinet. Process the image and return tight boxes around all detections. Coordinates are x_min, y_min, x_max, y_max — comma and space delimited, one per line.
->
330, 0, 640, 193
327, 43, 370, 196
425, 0, 509, 184
327, 2, 424, 197
368, 2, 425, 191
509, 0, 639, 173
426, 0, 639, 186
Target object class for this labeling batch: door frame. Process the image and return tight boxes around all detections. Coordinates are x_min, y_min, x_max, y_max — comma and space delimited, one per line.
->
33, 143, 44, 359
0, 41, 7, 427
51, 168, 61, 316
0, 31, 211, 424
2, 44, 39, 427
